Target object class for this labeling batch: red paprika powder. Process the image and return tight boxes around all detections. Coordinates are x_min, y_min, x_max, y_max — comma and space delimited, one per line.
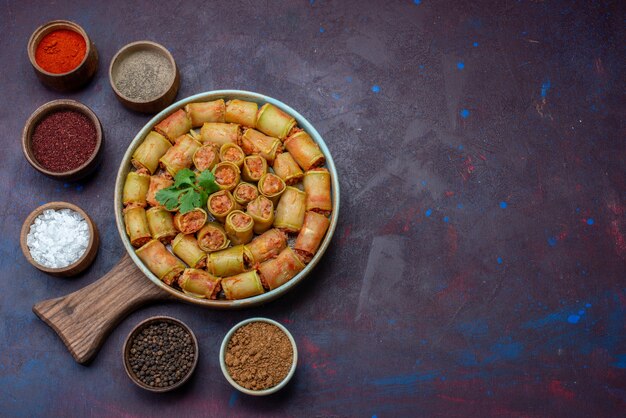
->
35, 29, 86, 74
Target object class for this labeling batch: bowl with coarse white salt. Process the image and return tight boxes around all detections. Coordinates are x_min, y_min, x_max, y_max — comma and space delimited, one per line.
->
220, 317, 298, 396
20, 201, 99, 277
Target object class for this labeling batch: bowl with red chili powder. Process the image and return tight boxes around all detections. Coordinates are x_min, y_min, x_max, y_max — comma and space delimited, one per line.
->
220, 318, 298, 396
22, 99, 103, 181
27, 20, 98, 91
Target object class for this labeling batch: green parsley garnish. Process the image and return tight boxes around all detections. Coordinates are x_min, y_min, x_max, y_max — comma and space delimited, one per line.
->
155, 168, 220, 214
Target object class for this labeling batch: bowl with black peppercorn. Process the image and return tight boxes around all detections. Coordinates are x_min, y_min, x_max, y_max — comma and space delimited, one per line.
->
220, 317, 298, 396
123, 316, 198, 392
22, 99, 104, 181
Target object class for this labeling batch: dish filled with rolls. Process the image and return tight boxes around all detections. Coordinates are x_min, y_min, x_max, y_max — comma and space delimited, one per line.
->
114, 90, 339, 307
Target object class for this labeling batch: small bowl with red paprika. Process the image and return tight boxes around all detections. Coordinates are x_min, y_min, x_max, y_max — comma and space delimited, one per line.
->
22, 99, 104, 182
27, 20, 98, 91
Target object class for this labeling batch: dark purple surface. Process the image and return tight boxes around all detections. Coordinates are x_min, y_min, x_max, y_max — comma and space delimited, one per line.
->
1, 0, 625, 416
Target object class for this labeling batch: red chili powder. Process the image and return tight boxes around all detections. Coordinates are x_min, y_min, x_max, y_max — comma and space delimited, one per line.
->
35, 29, 86, 74
31, 110, 97, 172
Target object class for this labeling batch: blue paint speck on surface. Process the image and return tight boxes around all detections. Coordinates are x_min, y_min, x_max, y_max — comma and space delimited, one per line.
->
460, 109, 470, 118
457, 61, 465, 70
425, 209, 432, 217
75, 185, 84, 192
587, 218, 594, 225
576, 207, 581, 213
443, 216, 449, 223
473, 42, 479, 47
310, 0, 315, 5
497, 257, 503, 264
413, 0, 421, 4
419, 64, 425, 69
457, 203, 463, 209
578, 310, 585, 315
371, 85, 381, 93
499, 201, 507, 209
567, 314, 580, 324
541, 80, 551, 98
613, 354, 626, 369
332, 92, 341, 100
388, 319, 397, 325
586, 303, 592, 308
547, 236, 557, 247
421, 180, 427, 186
63, 183, 70, 188
458, 144, 464, 150
345, 76, 352, 83
228, 391, 239, 407
319, 27, 325, 33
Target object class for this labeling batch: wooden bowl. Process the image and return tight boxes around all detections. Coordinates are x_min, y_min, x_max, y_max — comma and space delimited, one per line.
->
27, 20, 98, 91
22, 99, 104, 182
123, 316, 199, 392
20, 201, 99, 277
109, 41, 180, 113
219, 317, 298, 396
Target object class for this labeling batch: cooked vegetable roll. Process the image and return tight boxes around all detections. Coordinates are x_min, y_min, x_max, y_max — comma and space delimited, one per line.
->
225, 99, 258, 128
284, 130, 325, 170
219, 143, 245, 168
154, 109, 192, 143
258, 173, 286, 204
135, 239, 185, 286
193, 143, 220, 172
246, 195, 275, 234
256, 103, 296, 140
178, 268, 221, 299
200, 122, 241, 147
233, 182, 259, 207
197, 222, 230, 252
222, 271, 264, 300
173, 208, 207, 234
131, 131, 172, 174
124, 206, 152, 248
273, 152, 304, 185
123, 171, 150, 207
206, 244, 251, 277
240, 128, 282, 164
146, 207, 178, 244
244, 229, 287, 266
207, 190, 241, 222
185, 99, 225, 127
225, 210, 254, 245
146, 174, 174, 208
294, 211, 330, 263
172, 233, 207, 269
241, 155, 268, 183
159, 134, 202, 177
212, 161, 241, 191
273, 186, 306, 233
303, 168, 332, 215
258, 247, 305, 291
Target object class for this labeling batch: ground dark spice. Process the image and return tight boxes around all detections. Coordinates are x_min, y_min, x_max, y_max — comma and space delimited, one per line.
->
225, 322, 293, 390
127, 322, 195, 388
31, 110, 97, 172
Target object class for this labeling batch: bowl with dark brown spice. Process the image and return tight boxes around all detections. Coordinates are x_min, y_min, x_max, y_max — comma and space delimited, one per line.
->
22, 99, 103, 181
220, 317, 298, 396
123, 316, 198, 392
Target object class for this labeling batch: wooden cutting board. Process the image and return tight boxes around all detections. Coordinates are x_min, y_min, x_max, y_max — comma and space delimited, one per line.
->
33, 254, 173, 364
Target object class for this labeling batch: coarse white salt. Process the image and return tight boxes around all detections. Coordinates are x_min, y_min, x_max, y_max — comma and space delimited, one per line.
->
26, 208, 90, 268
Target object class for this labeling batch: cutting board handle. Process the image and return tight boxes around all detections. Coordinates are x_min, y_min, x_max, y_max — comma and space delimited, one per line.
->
33, 254, 173, 364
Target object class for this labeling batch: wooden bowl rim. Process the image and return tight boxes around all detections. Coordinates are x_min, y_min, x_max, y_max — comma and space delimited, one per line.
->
219, 317, 298, 396
21, 99, 103, 178
109, 40, 178, 104
20, 201, 98, 274
27, 19, 92, 76
122, 316, 199, 392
